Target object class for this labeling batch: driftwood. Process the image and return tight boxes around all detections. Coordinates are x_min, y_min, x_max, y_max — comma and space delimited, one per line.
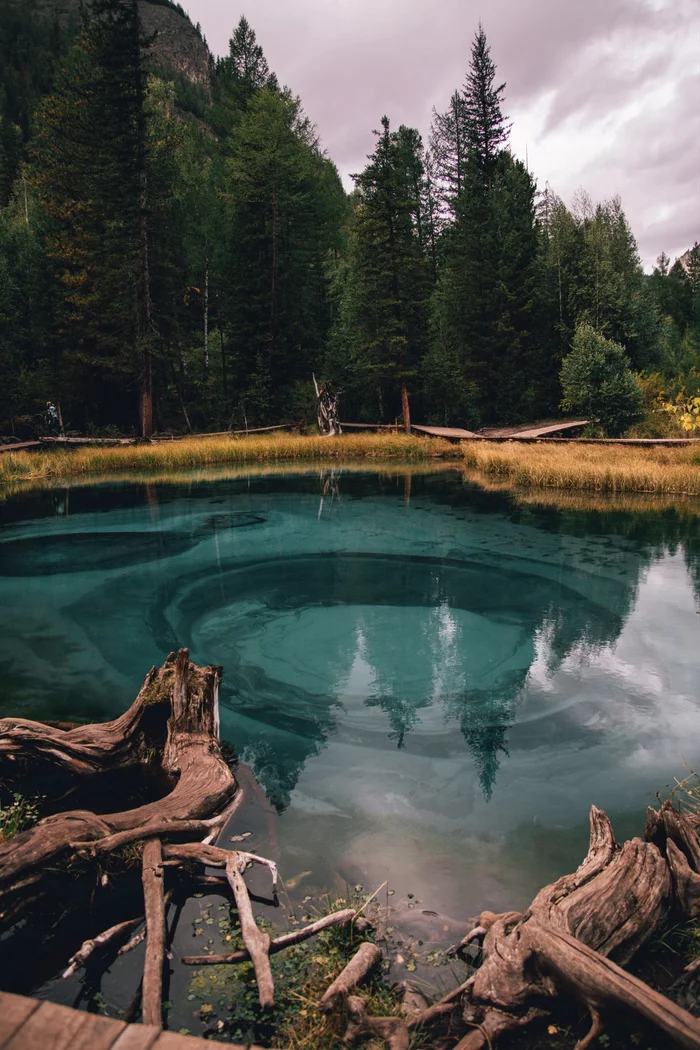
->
319, 941, 382, 1012
0, 651, 284, 1022
4, 653, 700, 1047
141, 838, 166, 1026
226, 852, 274, 1008
183, 906, 358, 965
400, 805, 700, 1050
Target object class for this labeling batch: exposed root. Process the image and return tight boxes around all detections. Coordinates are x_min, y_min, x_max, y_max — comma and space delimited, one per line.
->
225, 852, 274, 1008
182, 907, 357, 965
320, 941, 383, 1012
343, 995, 409, 1049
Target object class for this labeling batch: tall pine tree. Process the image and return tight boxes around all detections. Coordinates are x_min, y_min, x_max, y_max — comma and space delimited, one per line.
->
332, 117, 432, 429
31, 0, 153, 431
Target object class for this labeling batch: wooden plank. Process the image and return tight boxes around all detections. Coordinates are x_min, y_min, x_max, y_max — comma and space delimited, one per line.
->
470, 435, 700, 446
0, 441, 42, 453
111, 1026, 162, 1050
0, 991, 41, 1045
231, 423, 301, 435
508, 419, 588, 438
4, 999, 125, 1050
152, 1033, 266, 1050
339, 422, 399, 430
39, 437, 136, 446
411, 424, 477, 439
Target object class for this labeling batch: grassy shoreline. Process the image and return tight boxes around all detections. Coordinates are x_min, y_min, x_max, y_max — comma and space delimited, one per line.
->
1, 432, 700, 500
461, 440, 700, 496
0, 432, 457, 489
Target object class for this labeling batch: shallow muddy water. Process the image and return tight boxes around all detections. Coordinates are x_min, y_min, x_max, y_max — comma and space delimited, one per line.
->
1, 468, 699, 1023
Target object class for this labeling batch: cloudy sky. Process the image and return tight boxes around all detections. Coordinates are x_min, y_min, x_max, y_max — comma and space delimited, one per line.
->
190, 0, 699, 270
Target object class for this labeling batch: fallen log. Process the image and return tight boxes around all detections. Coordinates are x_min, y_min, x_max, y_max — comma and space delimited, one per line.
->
141, 838, 166, 1027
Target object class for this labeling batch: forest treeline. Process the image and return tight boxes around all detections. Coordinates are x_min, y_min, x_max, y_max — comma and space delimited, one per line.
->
0, 0, 698, 436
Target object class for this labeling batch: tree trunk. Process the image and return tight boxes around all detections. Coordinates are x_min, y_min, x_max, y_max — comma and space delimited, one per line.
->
203, 255, 209, 370
401, 383, 411, 433
139, 171, 153, 438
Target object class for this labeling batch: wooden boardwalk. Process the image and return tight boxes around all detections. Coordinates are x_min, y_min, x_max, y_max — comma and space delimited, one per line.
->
0, 441, 42, 454
0, 990, 265, 1050
410, 424, 477, 440
502, 419, 588, 438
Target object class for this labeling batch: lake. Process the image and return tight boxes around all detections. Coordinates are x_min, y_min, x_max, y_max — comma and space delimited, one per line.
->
1, 467, 699, 1009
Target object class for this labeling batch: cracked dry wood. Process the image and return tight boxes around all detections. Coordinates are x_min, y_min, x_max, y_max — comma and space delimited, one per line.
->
0, 650, 236, 930
455, 806, 700, 1050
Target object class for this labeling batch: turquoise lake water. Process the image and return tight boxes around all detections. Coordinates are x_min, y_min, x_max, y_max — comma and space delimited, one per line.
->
1, 469, 699, 936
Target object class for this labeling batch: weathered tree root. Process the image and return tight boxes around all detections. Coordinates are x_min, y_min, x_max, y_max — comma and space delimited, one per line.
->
0, 649, 236, 930
438, 805, 700, 1050
320, 941, 383, 1012
343, 995, 409, 1049
312, 805, 700, 1050
0, 650, 284, 1023
182, 906, 358, 965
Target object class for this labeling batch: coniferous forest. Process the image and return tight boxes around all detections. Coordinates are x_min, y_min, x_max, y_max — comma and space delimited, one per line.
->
0, 0, 698, 437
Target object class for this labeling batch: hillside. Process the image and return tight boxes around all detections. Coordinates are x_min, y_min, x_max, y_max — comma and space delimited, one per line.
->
26, 0, 212, 86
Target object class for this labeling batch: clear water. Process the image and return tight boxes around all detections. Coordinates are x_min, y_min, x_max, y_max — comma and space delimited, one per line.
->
1, 469, 699, 938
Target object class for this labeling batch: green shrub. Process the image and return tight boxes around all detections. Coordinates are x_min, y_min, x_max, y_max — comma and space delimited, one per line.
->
560, 324, 643, 436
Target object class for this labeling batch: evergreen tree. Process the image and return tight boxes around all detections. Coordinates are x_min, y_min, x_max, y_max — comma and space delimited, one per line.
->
429, 25, 539, 423
463, 22, 511, 181
31, 0, 152, 431
220, 86, 346, 422
560, 324, 643, 436
332, 117, 432, 429
429, 90, 468, 219
214, 16, 277, 119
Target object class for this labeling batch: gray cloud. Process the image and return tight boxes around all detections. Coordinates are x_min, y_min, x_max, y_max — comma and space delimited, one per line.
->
191, 0, 700, 268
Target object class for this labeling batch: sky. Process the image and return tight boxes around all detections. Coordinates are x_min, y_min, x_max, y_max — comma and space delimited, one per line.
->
188, 0, 699, 270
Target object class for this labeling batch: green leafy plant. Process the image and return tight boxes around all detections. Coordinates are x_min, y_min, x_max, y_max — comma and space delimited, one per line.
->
560, 324, 644, 436
0, 790, 43, 842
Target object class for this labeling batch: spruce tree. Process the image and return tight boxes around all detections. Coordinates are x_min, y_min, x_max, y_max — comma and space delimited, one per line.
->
335, 117, 432, 430
463, 23, 511, 181
429, 90, 468, 218
31, 0, 152, 431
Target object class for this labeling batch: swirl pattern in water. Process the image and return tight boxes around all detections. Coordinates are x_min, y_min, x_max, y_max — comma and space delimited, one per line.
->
0, 470, 698, 919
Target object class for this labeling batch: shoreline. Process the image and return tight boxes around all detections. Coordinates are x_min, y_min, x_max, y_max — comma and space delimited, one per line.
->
1, 432, 700, 501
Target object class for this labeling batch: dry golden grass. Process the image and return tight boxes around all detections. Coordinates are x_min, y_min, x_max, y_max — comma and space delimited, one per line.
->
460, 440, 700, 496
3, 432, 700, 503
0, 432, 457, 490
